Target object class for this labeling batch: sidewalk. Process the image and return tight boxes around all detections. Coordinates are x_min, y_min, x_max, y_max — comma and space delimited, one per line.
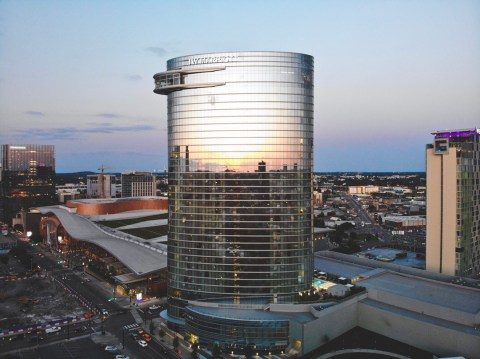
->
66, 255, 212, 359
85, 273, 199, 357
149, 316, 210, 359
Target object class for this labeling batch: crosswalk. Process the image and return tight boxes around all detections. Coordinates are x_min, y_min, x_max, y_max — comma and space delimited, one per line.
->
122, 323, 141, 331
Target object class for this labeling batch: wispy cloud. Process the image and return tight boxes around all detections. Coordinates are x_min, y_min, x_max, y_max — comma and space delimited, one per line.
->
83, 124, 154, 134
145, 46, 167, 57
125, 74, 142, 81
13, 124, 156, 141
25, 111, 45, 117
95, 113, 122, 119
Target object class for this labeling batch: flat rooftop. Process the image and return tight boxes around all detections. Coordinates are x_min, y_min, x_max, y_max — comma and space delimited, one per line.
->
360, 271, 480, 314
314, 251, 480, 329
68, 196, 167, 204
314, 254, 374, 279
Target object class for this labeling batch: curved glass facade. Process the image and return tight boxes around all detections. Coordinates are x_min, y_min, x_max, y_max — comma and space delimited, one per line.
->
184, 306, 289, 353
154, 52, 314, 322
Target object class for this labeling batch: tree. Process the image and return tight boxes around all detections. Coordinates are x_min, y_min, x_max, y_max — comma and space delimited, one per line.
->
173, 336, 179, 349
212, 342, 221, 358
244, 344, 254, 359
191, 343, 199, 359
314, 217, 325, 227
0, 255, 9, 266
347, 238, 360, 252
337, 222, 354, 231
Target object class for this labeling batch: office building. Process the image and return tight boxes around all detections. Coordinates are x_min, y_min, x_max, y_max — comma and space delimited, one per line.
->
87, 174, 116, 198
0, 144, 56, 222
426, 128, 480, 277
121, 171, 156, 197
154, 51, 314, 351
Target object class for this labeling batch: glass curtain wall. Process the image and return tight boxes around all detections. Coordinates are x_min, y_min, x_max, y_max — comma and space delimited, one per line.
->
154, 52, 314, 321
1, 144, 55, 198
450, 133, 480, 276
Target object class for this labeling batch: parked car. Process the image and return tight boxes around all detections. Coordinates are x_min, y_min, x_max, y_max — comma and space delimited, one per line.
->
45, 326, 61, 334
129, 332, 140, 340
148, 304, 160, 310
116, 356, 130, 359
74, 325, 88, 333
142, 333, 152, 342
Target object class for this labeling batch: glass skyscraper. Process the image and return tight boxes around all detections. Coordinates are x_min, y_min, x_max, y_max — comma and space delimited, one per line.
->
1, 144, 55, 198
0, 144, 56, 223
154, 52, 314, 348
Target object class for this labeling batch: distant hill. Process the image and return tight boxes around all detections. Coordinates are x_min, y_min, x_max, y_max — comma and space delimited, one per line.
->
314, 172, 425, 176
56, 172, 96, 185
57, 171, 96, 176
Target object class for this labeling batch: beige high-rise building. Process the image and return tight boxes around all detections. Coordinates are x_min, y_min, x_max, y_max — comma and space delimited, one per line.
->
87, 174, 116, 198
426, 128, 480, 277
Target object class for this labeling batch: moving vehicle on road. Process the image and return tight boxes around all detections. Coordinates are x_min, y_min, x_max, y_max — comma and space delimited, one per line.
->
105, 345, 120, 354
137, 339, 148, 347
129, 332, 140, 340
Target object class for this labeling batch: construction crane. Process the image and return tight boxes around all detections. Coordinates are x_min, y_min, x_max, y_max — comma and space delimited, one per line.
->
97, 165, 114, 198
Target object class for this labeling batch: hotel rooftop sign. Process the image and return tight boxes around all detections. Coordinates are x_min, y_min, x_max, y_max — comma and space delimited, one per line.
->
187, 55, 238, 65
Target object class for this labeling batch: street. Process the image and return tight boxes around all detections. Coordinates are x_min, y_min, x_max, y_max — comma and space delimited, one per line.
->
0, 239, 175, 359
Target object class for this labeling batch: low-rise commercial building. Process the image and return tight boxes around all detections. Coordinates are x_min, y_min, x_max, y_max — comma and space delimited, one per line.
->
348, 186, 379, 194
383, 215, 426, 230
66, 197, 167, 216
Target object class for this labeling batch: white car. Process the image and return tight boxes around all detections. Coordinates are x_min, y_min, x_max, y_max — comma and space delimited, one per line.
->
148, 304, 160, 310
137, 339, 148, 347
116, 356, 130, 359
105, 345, 119, 353
45, 326, 61, 334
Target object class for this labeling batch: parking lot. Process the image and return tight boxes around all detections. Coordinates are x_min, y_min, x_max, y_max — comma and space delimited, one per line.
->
0, 245, 85, 332
2, 336, 117, 359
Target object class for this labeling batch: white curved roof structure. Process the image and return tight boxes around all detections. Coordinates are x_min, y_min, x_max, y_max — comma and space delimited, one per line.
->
37, 206, 167, 275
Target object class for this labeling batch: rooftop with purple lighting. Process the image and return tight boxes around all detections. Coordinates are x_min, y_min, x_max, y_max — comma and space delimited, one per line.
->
432, 128, 480, 138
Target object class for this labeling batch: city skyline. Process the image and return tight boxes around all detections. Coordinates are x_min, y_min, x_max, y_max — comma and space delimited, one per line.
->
1, 0, 479, 173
